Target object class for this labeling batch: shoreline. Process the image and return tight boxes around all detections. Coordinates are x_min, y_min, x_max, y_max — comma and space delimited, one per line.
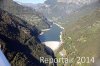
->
53, 22, 64, 44
53, 23, 64, 30
39, 23, 53, 35
41, 29, 50, 32
39, 22, 64, 51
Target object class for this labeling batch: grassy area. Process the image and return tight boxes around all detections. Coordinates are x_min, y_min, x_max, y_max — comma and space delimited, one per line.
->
62, 8, 100, 66
56, 52, 64, 66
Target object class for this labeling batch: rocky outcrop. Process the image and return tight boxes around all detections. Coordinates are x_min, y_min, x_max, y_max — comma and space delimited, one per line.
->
35, 0, 99, 24
0, 0, 51, 30
0, 9, 52, 66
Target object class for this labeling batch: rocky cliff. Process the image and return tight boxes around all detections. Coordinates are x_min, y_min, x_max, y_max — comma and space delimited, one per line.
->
0, 0, 51, 30
34, 0, 99, 24
0, 8, 52, 66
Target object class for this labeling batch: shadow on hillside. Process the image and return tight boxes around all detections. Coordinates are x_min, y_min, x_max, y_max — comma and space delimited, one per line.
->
0, 34, 47, 66
45, 46, 57, 66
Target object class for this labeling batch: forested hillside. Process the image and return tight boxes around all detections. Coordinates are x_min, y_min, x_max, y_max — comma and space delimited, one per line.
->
0, 8, 53, 66
0, 0, 51, 30
0, 0, 56, 66
63, 7, 100, 66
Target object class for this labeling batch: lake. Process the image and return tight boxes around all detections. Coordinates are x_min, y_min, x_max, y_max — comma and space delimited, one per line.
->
38, 23, 63, 50
38, 23, 63, 42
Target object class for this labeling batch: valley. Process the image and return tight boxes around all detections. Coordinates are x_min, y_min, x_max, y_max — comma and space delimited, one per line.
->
0, 0, 100, 66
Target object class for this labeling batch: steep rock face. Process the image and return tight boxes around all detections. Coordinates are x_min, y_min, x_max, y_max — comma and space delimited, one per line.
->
0, 0, 51, 30
0, 0, 12, 10
57, 0, 98, 4
45, 0, 98, 5
0, 9, 52, 66
34, 0, 99, 24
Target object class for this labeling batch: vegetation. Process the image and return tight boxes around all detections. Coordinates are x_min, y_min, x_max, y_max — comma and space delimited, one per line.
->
0, 0, 51, 30
0, 8, 53, 66
63, 8, 100, 66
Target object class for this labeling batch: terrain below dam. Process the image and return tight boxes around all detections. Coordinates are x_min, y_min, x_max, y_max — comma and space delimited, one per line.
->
38, 23, 64, 50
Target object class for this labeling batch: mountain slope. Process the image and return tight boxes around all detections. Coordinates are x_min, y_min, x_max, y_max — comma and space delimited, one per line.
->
33, 0, 99, 25
0, 8, 52, 66
0, 0, 51, 30
63, 8, 100, 66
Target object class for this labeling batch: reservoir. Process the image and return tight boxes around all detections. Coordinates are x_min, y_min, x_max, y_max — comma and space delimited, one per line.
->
39, 24, 63, 42
38, 23, 63, 50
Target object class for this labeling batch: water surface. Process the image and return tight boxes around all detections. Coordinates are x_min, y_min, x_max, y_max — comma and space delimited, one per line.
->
39, 24, 62, 42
